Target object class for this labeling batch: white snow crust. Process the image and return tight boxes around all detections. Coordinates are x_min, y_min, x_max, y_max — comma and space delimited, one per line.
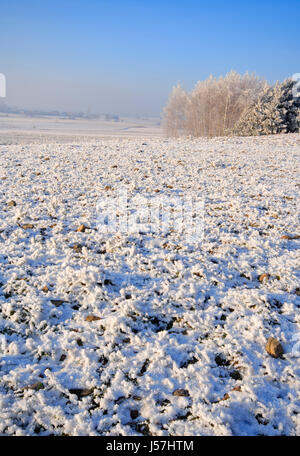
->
0, 133, 299, 435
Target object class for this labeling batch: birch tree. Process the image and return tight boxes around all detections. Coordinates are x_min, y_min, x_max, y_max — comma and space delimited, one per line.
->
162, 83, 188, 137
163, 71, 266, 137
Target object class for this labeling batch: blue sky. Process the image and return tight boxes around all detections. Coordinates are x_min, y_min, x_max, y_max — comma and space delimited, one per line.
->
1, 0, 299, 116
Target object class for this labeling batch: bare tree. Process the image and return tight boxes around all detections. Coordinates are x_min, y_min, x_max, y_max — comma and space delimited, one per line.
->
162, 83, 188, 137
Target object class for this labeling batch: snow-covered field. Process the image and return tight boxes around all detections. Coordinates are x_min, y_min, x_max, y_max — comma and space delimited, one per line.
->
0, 131, 299, 436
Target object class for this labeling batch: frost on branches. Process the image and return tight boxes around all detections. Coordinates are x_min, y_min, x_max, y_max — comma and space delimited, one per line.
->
163, 74, 300, 138
234, 79, 300, 136
162, 71, 265, 138
162, 83, 188, 137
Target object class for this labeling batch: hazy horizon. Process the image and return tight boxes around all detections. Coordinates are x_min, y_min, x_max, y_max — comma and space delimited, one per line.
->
1, 0, 299, 116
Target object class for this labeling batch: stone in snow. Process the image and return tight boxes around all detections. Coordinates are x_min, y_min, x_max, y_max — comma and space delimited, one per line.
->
266, 337, 284, 358
85, 315, 101, 322
77, 224, 88, 232
172, 388, 190, 397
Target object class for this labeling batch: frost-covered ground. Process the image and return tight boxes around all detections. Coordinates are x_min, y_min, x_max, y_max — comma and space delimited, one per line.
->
0, 133, 299, 436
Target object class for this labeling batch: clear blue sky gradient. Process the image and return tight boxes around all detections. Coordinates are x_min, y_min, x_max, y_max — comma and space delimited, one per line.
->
1, 0, 299, 115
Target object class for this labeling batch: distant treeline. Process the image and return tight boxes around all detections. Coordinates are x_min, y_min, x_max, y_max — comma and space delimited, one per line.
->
0, 102, 120, 121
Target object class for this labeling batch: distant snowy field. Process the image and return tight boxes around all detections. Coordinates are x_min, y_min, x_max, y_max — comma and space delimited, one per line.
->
0, 114, 161, 143
0, 129, 299, 436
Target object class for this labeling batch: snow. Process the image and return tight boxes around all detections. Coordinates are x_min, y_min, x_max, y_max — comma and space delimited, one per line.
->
0, 130, 299, 436
0, 114, 161, 143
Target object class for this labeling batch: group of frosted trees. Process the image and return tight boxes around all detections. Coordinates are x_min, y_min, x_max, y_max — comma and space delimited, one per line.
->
235, 78, 300, 135
162, 71, 300, 137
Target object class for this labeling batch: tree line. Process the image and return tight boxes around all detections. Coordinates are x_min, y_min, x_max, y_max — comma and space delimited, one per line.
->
162, 71, 300, 137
